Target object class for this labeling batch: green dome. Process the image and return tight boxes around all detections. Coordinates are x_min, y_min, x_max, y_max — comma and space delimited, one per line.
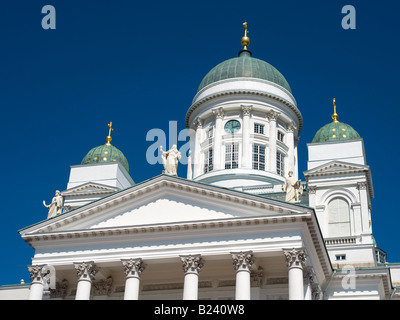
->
312, 121, 360, 143
81, 143, 129, 172
197, 50, 292, 93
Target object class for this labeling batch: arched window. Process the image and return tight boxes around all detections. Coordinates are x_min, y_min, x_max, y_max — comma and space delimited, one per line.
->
328, 197, 350, 237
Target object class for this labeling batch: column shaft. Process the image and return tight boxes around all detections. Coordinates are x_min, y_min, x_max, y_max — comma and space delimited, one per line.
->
287, 122, 296, 174
213, 108, 224, 170
283, 248, 306, 300
193, 118, 203, 178
231, 251, 255, 300
183, 273, 199, 300
268, 111, 279, 173
241, 105, 252, 169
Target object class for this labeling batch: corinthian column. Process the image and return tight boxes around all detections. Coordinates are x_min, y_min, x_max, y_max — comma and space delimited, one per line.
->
180, 254, 204, 300
283, 248, 307, 300
193, 117, 204, 178
267, 110, 280, 173
231, 251, 255, 300
74, 261, 98, 300
241, 105, 252, 169
28, 265, 49, 300
287, 121, 296, 176
121, 258, 146, 300
212, 108, 224, 170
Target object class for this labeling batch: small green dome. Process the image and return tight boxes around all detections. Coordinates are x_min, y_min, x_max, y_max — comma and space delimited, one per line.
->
81, 144, 129, 172
312, 121, 360, 143
197, 50, 292, 93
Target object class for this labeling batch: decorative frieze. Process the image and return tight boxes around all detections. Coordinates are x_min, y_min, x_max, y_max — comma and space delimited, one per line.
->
74, 261, 98, 282
180, 254, 204, 275
283, 248, 307, 269
49, 279, 69, 299
92, 276, 113, 296
231, 251, 255, 272
122, 258, 146, 279
250, 266, 264, 287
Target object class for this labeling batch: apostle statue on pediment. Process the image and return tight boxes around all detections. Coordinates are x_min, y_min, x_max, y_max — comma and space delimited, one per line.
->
43, 190, 63, 219
160, 144, 181, 176
282, 171, 303, 203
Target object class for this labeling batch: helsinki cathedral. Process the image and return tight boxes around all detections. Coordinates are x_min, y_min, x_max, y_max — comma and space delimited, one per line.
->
2, 23, 399, 300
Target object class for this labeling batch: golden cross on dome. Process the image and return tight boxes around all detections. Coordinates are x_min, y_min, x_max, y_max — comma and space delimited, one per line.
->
243, 22, 249, 37
106, 122, 114, 145
241, 22, 250, 50
332, 98, 339, 122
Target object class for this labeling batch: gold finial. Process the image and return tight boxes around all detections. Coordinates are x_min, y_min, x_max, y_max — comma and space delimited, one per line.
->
105, 122, 114, 145
241, 22, 250, 50
332, 98, 339, 122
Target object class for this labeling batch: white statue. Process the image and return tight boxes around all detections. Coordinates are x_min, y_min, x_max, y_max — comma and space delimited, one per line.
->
282, 171, 303, 203
160, 144, 181, 176
43, 190, 63, 219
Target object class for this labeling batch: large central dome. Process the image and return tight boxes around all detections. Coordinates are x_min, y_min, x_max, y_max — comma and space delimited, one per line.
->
197, 50, 292, 93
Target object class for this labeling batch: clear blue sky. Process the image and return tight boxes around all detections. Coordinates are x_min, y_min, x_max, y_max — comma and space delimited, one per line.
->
0, 1, 399, 285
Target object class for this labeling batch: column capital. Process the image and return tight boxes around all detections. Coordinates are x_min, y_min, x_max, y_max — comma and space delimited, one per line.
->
241, 104, 253, 116
28, 265, 49, 284
231, 251, 255, 272
74, 261, 98, 282
287, 121, 297, 133
194, 117, 203, 129
180, 254, 204, 275
308, 185, 317, 194
357, 181, 368, 190
267, 110, 280, 121
122, 258, 146, 279
283, 248, 307, 270
212, 107, 224, 119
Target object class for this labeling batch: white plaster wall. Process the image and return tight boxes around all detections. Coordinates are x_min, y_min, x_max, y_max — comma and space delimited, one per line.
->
307, 139, 366, 170
67, 163, 134, 190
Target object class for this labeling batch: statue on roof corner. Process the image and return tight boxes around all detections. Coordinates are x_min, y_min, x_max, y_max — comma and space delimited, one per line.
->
282, 171, 303, 203
43, 190, 63, 219
160, 144, 181, 176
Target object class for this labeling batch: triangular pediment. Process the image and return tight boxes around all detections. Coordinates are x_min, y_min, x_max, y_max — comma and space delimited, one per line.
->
61, 182, 120, 197
304, 160, 370, 177
20, 175, 309, 237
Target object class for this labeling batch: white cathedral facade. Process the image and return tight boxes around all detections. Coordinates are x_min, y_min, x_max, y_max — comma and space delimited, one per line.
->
2, 24, 399, 300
